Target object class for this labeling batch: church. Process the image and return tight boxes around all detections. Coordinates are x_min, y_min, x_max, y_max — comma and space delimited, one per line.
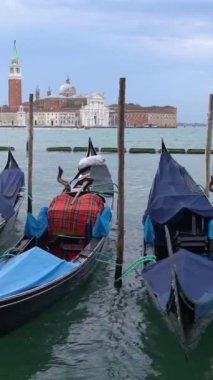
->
0, 41, 110, 127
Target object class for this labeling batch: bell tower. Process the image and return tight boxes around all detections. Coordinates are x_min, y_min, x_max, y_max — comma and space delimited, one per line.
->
8, 40, 22, 111
35, 85, 40, 101
47, 86, 51, 96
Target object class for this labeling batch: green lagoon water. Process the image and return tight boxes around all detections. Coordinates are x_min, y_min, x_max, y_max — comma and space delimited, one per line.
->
0, 126, 212, 380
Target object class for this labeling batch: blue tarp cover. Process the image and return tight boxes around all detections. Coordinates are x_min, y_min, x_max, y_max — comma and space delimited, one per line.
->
144, 215, 155, 244
0, 167, 24, 220
143, 150, 213, 225
24, 207, 48, 238
92, 206, 112, 237
0, 247, 79, 299
142, 249, 213, 320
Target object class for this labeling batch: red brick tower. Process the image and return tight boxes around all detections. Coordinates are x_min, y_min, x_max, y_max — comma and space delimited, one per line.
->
8, 40, 22, 111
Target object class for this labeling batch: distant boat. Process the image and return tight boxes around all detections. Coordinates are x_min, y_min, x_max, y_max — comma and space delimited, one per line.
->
142, 124, 158, 128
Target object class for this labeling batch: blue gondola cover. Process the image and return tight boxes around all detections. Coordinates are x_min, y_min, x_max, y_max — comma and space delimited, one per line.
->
142, 249, 213, 320
144, 215, 155, 244
0, 167, 24, 220
24, 207, 48, 238
92, 206, 112, 237
143, 150, 213, 225
0, 247, 79, 299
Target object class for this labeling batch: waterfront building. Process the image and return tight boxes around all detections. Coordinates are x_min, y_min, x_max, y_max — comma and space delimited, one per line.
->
0, 42, 109, 127
80, 93, 109, 127
0, 41, 177, 128
146, 106, 177, 127
59, 76, 76, 97
23, 88, 109, 127
0, 110, 18, 126
109, 104, 177, 128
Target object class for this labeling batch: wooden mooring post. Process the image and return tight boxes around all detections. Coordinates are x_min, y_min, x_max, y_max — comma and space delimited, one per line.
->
27, 93, 34, 214
205, 94, 213, 196
114, 78, 126, 287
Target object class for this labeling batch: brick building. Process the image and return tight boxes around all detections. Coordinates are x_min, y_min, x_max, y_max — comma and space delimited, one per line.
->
0, 41, 177, 128
0, 41, 109, 127
109, 104, 177, 128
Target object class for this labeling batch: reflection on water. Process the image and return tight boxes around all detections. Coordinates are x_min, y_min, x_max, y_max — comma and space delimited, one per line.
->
0, 127, 212, 380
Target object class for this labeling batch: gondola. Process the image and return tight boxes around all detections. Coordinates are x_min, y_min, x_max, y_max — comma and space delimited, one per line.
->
0, 138, 114, 335
0, 150, 24, 245
141, 140, 213, 352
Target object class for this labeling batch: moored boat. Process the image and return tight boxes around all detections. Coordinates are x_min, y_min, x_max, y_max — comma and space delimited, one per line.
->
0, 150, 25, 245
0, 138, 114, 335
141, 140, 213, 352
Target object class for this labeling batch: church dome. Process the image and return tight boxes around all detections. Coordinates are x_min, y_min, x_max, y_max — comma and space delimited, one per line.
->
59, 76, 76, 97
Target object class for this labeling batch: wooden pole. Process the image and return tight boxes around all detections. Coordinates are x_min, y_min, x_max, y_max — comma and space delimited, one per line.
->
27, 93, 34, 213
114, 78, 125, 287
205, 94, 213, 196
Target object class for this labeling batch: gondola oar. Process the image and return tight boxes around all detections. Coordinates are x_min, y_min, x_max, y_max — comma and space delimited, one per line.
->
71, 177, 93, 205
164, 225, 187, 351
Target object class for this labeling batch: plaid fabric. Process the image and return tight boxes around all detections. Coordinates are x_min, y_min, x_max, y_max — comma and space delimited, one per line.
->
47, 193, 104, 236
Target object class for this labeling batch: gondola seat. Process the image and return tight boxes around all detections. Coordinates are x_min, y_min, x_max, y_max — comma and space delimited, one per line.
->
57, 219, 93, 259
47, 193, 104, 237
174, 231, 208, 254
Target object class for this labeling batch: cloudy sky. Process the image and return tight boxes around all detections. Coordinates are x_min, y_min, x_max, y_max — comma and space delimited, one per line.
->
1, 0, 213, 122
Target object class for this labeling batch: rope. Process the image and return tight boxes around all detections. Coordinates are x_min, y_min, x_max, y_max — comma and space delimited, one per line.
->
92, 181, 118, 189
197, 183, 210, 199
114, 255, 156, 282
94, 190, 118, 195
96, 251, 156, 281
198, 183, 206, 192
27, 193, 33, 201
96, 251, 117, 263
0, 252, 16, 258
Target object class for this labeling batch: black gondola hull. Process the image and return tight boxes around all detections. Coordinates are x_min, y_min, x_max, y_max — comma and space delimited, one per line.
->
0, 138, 114, 335
143, 278, 213, 353
142, 141, 213, 352
0, 195, 24, 248
0, 237, 106, 335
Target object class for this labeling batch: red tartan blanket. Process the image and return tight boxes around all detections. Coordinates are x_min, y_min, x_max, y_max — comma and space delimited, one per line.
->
47, 193, 104, 236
